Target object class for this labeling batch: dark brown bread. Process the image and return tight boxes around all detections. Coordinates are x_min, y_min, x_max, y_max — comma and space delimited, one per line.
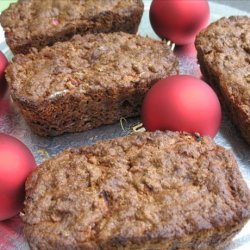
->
23, 131, 250, 250
6, 32, 178, 136
195, 16, 250, 144
0, 0, 144, 54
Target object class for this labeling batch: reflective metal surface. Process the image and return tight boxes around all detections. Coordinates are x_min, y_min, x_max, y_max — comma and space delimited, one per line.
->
0, 1, 249, 249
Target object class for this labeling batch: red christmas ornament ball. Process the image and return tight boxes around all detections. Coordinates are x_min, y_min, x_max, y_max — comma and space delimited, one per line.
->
141, 75, 221, 138
0, 134, 36, 221
150, 0, 210, 45
0, 51, 8, 98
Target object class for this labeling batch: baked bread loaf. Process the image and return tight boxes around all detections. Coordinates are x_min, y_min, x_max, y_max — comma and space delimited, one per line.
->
195, 16, 250, 144
6, 32, 178, 136
0, 0, 144, 54
23, 131, 250, 250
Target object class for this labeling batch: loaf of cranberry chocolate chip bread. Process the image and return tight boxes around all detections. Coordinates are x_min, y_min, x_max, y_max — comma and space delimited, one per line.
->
5, 32, 178, 136
0, 0, 144, 54
23, 131, 250, 250
195, 16, 250, 144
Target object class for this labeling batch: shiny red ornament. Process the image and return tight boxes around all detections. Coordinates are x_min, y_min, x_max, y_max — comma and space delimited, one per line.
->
0, 51, 8, 98
0, 134, 36, 221
150, 0, 210, 45
141, 75, 221, 138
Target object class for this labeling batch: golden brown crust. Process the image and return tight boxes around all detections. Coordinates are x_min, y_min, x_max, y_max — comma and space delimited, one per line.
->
195, 16, 250, 144
0, 0, 144, 54
23, 131, 250, 249
6, 32, 178, 136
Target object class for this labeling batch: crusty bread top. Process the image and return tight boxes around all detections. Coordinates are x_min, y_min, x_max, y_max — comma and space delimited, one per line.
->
0, 0, 143, 46
6, 32, 178, 102
23, 131, 250, 249
195, 16, 250, 117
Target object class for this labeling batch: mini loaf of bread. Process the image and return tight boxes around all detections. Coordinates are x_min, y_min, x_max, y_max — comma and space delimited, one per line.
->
6, 32, 178, 136
23, 131, 250, 250
0, 0, 144, 54
195, 16, 250, 144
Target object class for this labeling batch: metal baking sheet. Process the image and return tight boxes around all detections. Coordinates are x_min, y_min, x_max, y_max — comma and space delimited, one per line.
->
0, 1, 250, 249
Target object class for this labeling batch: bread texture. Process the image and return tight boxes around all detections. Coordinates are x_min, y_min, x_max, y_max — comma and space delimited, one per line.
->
6, 32, 178, 136
23, 131, 250, 250
0, 0, 144, 54
195, 16, 250, 144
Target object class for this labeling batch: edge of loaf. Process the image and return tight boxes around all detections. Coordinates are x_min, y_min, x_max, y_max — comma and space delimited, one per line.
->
195, 16, 250, 144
